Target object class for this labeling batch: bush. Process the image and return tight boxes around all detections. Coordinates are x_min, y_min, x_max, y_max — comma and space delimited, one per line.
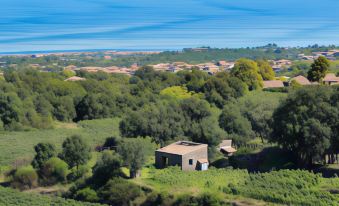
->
40, 157, 69, 185
75, 187, 99, 203
11, 166, 38, 190
68, 165, 91, 182
174, 193, 224, 206
98, 177, 141, 206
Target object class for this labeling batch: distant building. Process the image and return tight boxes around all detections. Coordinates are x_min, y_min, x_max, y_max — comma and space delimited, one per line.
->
155, 141, 208, 171
65, 76, 86, 82
219, 140, 237, 157
323, 73, 339, 85
263, 80, 284, 89
290, 75, 311, 85
104, 55, 112, 60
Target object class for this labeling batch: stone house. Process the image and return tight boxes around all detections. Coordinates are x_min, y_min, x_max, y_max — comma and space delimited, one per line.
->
155, 141, 208, 171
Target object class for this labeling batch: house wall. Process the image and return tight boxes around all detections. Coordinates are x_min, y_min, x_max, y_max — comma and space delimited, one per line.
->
181, 146, 208, 171
155, 151, 182, 169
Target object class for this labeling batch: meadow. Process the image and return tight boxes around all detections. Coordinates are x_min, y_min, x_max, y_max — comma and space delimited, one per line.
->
136, 167, 339, 206
0, 186, 105, 206
0, 118, 120, 168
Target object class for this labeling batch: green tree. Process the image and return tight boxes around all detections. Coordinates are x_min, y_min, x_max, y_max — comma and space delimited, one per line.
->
31, 142, 56, 170
118, 138, 154, 178
219, 103, 254, 143
60, 135, 91, 169
307, 56, 330, 82
271, 87, 335, 167
231, 58, 263, 90
256, 59, 275, 80
92, 151, 122, 186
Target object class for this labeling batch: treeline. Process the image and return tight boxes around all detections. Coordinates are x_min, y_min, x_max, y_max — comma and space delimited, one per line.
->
0, 58, 271, 131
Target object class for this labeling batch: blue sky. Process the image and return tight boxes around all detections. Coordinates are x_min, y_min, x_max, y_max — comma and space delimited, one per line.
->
0, 0, 339, 52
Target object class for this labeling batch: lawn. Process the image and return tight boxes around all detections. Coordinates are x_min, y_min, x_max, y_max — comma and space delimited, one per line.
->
0, 118, 121, 168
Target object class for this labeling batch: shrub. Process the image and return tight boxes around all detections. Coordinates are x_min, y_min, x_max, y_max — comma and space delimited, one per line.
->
40, 157, 69, 185
174, 193, 223, 206
75, 187, 99, 203
98, 177, 141, 206
11, 166, 38, 190
68, 165, 91, 182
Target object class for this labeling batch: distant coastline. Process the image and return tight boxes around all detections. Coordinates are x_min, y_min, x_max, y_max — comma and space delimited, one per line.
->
0, 48, 172, 56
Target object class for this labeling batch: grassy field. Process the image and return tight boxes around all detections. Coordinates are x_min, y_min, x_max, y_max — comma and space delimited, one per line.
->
0, 186, 105, 206
0, 118, 120, 168
133, 166, 339, 206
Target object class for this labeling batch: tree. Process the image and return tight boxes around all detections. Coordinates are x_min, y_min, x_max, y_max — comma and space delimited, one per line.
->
256, 59, 275, 80
271, 87, 336, 167
120, 101, 185, 146
219, 103, 254, 143
231, 58, 263, 90
307, 56, 330, 82
60, 135, 91, 169
31, 142, 56, 170
118, 138, 154, 178
40, 157, 69, 185
91, 151, 122, 186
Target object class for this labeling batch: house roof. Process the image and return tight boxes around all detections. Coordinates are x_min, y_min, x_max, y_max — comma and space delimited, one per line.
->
324, 73, 339, 82
220, 147, 237, 153
156, 141, 207, 155
263, 80, 284, 88
218, 140, 237, 154
290, 75, 311, 85
65, 76, 86, 81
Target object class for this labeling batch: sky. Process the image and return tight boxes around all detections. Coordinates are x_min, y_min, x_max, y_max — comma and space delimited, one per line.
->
0, 0, 339, 53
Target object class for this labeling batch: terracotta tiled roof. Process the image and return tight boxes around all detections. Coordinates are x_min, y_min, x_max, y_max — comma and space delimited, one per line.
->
65, 76, 86, 81
156, 141, 207, 155
290, 75, 311, 85
324, 73, 339, 82
263, 80, 284, 88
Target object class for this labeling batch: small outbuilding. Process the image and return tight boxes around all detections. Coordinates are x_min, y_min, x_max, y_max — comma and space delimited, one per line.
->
155, 141, 208, 171
219, 140, 237, 156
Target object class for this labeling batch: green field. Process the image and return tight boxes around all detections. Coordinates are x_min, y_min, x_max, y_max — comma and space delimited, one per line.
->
0, 118, 120, 168
134, 167, 339, 206
0, 186, 105, 206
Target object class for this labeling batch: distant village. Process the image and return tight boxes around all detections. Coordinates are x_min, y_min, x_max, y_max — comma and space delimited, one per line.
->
1, 49, 339, 87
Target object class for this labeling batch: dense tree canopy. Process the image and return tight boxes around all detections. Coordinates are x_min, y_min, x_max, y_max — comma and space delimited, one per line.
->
256, 59, 275, 80
231, 58, 263, 90
271, 87, 338, 167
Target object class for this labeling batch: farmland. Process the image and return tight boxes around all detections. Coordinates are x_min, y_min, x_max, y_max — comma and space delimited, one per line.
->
0, 118, 120, 168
